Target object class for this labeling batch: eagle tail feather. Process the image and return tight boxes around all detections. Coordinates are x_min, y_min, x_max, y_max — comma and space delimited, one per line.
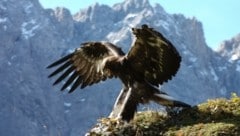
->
152, 93, 191, 108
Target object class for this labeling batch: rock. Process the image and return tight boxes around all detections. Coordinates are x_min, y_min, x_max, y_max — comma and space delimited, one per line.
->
87, 93, 240, 135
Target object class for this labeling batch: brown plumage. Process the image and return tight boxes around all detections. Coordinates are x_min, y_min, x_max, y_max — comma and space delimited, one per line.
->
47, 24, 190, 121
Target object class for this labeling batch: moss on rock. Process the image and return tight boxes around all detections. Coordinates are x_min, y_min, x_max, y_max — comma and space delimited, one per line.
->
87, 93, 240, 136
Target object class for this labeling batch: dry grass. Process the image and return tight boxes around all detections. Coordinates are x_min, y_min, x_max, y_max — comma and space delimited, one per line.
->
87, 93, 240, 136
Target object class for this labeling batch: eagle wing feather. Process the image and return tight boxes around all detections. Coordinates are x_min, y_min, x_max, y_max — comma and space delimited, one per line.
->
127, 25, 181, 86
47, 42, 125, 93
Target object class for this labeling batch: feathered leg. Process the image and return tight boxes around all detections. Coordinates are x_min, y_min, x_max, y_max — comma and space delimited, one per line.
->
109, 87, 138, 122
109, 86, 129, 119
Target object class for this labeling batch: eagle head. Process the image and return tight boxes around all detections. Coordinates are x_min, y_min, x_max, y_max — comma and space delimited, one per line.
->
132, 24, 155, 38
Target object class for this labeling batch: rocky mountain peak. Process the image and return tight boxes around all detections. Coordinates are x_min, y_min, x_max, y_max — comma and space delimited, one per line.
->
113, 0, 151, 13
73, 2, 114, 23
153, 3, 166, 13
53, 7, 72, 21
217, 33, 240, 62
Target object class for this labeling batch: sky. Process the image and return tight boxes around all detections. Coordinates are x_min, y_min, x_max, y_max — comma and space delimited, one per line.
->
39, 0, 240, 50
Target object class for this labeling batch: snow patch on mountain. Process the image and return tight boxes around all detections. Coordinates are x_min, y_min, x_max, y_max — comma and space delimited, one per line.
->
24, 1, 33, 14
64, 102, 72, 107
210, 67, 218, 81
21, 19, 40, 39
0, 17, 7, 23
236, 64, 240, 72
106, 25, 133, 45
0, 3, 7, 10
218, 66, 227, 71
189, 57, 197, 63
236, 61, 240, 72
230, 53, 240, 61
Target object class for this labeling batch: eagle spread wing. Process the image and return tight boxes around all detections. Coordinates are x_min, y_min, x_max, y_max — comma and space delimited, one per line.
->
47, 24, 189, 122
127, 24, 181, 86
47, 42, 125, 93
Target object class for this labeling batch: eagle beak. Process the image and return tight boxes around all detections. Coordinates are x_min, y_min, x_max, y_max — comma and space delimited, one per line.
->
132, 28, 138, 35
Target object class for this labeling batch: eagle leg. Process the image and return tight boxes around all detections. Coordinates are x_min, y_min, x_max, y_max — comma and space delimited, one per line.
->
109, 86, 129, 119
109, 87, 138, 122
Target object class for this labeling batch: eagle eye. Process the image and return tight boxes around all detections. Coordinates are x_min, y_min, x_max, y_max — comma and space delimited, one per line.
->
142, 24, 148, 29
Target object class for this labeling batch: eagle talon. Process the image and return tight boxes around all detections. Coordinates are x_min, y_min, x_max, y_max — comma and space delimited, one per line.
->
109, 117, 122, 124
99, 117, 127, 127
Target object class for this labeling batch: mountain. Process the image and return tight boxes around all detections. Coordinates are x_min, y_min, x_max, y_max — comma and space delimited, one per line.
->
216, 34, 240, 93
0, 0, 239, 135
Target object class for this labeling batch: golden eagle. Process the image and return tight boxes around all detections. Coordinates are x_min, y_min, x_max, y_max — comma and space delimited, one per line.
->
47, 24, 190, 121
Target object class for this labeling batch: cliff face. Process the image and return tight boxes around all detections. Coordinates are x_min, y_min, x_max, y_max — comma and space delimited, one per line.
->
0, 0, 239, 135
0, 0, 71, 135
